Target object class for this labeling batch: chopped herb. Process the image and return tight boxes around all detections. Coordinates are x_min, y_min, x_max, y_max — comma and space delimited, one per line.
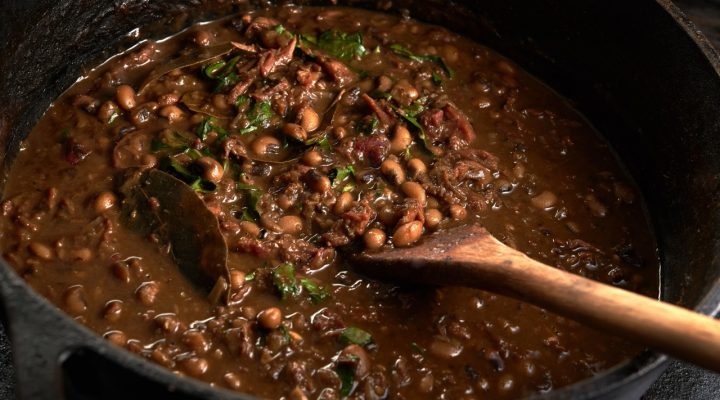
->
431, 72, 443, 86
203, 60, 226, 79
316, 30, 367, 60
411, 342, 426, 354
305, 135, 332, 152
151, 140, 170, 152
162, 158, 217, 193
107, 110, 120, 125
272, 262, 300, 300
237, 182, 261, 221
358, 116, 379, 134
235, 95, 250, 109
336, 364, 356, 397
389, 44, 455, 78
329, 166, 355, 189
279, 324, 291, 343
339, 326, 373, 347
196, 117, 228, 141
273, 24, 287, 34
389, 101, 437, 155
237, 100, 274, 135
214, 72, 240, 93
300, 278, 330, 303
299, 32, 318, 45
245, 271, 256, 281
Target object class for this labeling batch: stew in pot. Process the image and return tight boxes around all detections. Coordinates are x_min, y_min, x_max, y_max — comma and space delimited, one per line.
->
0, 6, 660, 399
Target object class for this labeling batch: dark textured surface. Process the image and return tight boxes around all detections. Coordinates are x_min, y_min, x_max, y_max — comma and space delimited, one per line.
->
0, 1, 719, 399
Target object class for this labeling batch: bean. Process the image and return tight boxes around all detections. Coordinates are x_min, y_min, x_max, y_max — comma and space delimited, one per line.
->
531, 190, 557, 209
94, 191, 116, 213
64, 285, 87, 315
195, 30, 211, 46
428, 339, 463, 359
150, 348, 173, 367
393, 220, 423, 247
116, 85, 136, 111
278, 194, 294, 210
111, 261, 130, 283
303, 150, 323, 166
136, 281, 159, 306
251, 135, 281, 155
70, 247, 92, 262
29, 242, 53, 260
105, 331, 127, 346
425, 208, 443, 230
391, 79, 420, 106
380, 159, 405, 185
212, 94, 230, 110
239, 221, 261, 238
157, 92, 180, 106
97, 101, 119, 123
300, 107, 320, 132
334, 192, 353, 215
278, 215, 303, 235
401, 181, 426, 205
289, 386, 308, 400
377, 75, 393, 92
258, 307, 282, 329
498, 374, 515, 392
407, 158, 427, 178
194, 156, 224, 183
155, 314, 180, 334
333, 126, 348, 140
224, 372, 242, 390
585, 194, 608, 217
311, 174, 331, 193
183, 330, 211, 354
418, 373, 434, 393
449, 204, 467, 220
363, 228, 386, 250
390, 125, 412, 153
288, 330, 304, 343
282, 123, 308, 142
103, 300, 123, 322
229, 270, 246, 290
159, 105, 184, 123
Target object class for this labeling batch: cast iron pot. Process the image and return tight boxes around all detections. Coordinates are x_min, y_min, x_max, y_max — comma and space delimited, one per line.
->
0, 0, 719, 398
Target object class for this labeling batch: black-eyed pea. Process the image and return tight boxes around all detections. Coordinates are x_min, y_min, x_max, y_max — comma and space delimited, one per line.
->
363, 228, 386, 250
401, 181, 426, 205
94, 191, 117, 213
136, 281, 159, 306
183, 330, 211, 354
258, 307, 282, 330
239, 221, 261, 238
407, 158, 427, 178
278, 215, 303, 235
531, 190, 558, 210
380, 159, 405, 185
224, 372, 242, 390
64, 285, 87, 315
105, 330, 127, 346
300, 107, 320, 132
333, 192, 353, 215
180, 357, 209, 377
194, 157, 224, 183
29, 242, 53, 260
303, 150, 323, 166
252, 135, 281, 156
392, 220, 424, 247
159, 105, 184, 123
116, 85, 136, 111
103, 300, 123, 322
229, 270, 246, 290
425, 208, 443, 230
449, 204, 467, 220
390, 125, 412, 153
97, 101, 119, 123
282, 123, 308, 142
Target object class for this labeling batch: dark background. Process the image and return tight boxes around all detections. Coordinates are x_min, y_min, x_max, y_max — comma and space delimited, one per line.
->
0, 0, 718, 399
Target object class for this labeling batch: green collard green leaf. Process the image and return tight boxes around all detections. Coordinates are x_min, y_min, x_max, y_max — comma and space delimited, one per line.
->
300, 278, 330, 303
236, 182, 261, 221
337, 364, 356, 397
329, 165, 355, 189
339, 326, 373, 347
389, 44, 455, 78
161, 158, 217, 193
196, 117, 228, 141
272, 262, 300, 300
316, 30, 367, 60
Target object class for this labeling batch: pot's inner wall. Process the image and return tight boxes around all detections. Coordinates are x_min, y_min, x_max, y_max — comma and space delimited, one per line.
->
1, 0, 718, 328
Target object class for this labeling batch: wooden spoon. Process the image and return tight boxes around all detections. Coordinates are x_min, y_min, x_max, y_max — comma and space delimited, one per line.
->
354, 224, 720, 373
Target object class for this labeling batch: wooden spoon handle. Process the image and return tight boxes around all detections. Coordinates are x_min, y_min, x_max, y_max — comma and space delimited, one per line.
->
450, 236, 720, 373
